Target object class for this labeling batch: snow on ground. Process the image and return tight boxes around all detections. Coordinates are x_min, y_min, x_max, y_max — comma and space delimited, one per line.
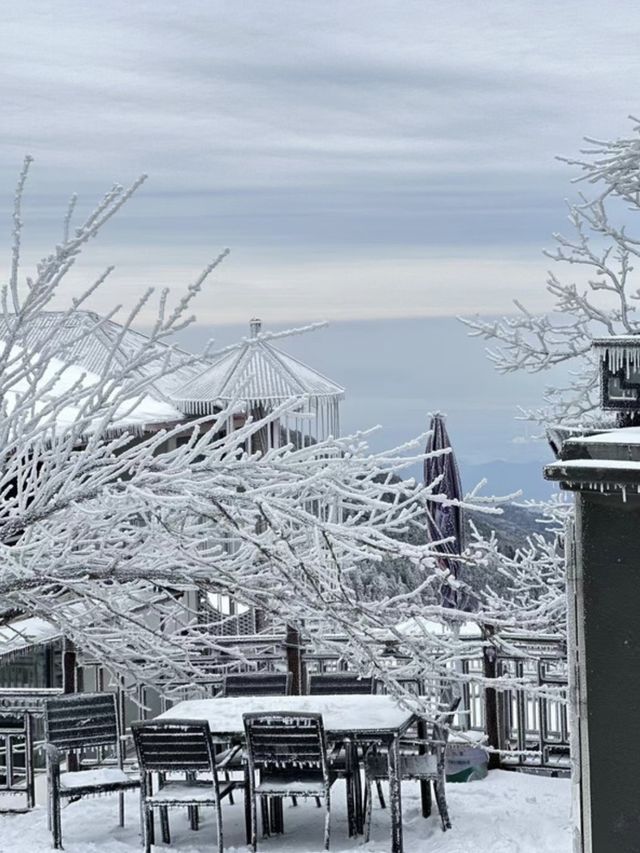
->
0, 771, 571, 853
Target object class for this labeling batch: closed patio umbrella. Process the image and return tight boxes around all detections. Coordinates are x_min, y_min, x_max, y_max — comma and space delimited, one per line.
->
424, 413, 464, 610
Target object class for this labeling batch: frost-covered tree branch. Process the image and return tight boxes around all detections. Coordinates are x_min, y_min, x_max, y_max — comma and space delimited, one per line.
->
0, 159, 505, 709
466, 496, 570, 639
448, 122, 640, 715
463, 117, 640, 428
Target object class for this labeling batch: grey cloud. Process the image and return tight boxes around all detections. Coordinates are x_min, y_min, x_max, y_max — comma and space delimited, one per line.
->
1, 0, 639, 325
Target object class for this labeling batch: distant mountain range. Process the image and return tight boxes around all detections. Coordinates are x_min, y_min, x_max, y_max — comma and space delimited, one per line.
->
462, 458, 556, 502
467, 501, 546, 553
352, 497, 547, 603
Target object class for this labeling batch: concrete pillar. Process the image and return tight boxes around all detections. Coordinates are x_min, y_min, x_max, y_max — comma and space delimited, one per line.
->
546, 429, 640, 853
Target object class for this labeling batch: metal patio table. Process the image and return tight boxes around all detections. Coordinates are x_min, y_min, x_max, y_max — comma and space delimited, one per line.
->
156, 694, 416, 853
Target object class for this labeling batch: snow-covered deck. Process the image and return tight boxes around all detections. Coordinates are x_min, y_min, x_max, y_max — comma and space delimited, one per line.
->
0, 771, 571, 852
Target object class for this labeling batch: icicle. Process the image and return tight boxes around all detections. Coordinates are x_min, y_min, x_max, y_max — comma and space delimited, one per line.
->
599, 340, 640, 379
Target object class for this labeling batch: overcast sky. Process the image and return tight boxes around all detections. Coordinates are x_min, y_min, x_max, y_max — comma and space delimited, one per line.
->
3, 0, 640, 325
2, 2, 638, 483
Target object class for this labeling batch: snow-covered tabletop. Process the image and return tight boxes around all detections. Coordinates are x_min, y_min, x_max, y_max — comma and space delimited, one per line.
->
157, 694, 415, 739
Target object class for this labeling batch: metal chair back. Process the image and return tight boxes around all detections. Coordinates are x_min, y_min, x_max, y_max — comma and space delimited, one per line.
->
132, 719, 239, 853
44, 692, 119, 752
243, 712, 327, 772
308, 672, 375, 695
131, 719, 217, 774
44, 693, 137, 850
243, 712, 332, 850
222, 671, 292, 697
364, 694, 463, 840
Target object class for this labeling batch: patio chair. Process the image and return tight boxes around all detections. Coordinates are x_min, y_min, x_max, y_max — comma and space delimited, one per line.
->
243, 712, 335, 851
0, 711, 35, 810
364, 696, 461, 838
221, 671, 292, 697
309, 671, 385, 815
44, 692, 140, 849
216, 671, 293, 795
308, 672, 375, 695
131, 718, 248, 853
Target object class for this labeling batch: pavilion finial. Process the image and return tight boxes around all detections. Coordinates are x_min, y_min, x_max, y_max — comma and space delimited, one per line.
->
249, 318, 262, 338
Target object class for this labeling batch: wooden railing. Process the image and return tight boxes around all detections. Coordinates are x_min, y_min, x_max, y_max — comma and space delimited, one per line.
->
0, 629, 568, 813
79, 629, 569, 774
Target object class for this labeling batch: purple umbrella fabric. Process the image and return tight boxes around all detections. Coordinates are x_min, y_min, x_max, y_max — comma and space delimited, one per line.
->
424, 413, 464, 609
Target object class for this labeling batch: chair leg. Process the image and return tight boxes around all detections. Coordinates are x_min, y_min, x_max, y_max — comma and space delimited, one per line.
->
260, 796, 270, 837
160, 806, 171, 843
139, 774, 153, 848
118, 790, 125, 827
364, 775, 373, 842
376, 779, 386, 809
188, 805, 200, 830
142, 806, 153, 853
270, 797, 284, 834
420, 779, 432, 817
324, 790, 331, 851
250, 790, 259, 852
215, 801, 224, 853
52, 793, 63, 850
315, 796, 322, 807
225, 770, 235, 805
352, 753, 364, 834
244, 787, 252, 845
345, 770, 355, 837
185, 771, 199, 829
433, 778, 451, 831
291, 795, 298, 807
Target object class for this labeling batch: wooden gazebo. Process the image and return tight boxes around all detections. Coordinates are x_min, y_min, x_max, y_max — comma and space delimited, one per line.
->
176, 319, 345, 453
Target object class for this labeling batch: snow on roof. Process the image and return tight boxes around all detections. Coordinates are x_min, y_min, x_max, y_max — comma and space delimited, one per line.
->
545, 457, 640, 490
0, 311, 207, 404
0, 615, 61, 658
593, 336, 640, 347
2, 313, 344, 423
551, 458, 640, 470
176, 320, 344, 414
569, 427, 640, 445
393, 616, 483, 640
0, 585, 178, 661
3, 344, 183, 434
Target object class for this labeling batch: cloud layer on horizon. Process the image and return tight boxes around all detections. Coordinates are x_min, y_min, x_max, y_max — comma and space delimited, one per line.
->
2, 0, 639, 323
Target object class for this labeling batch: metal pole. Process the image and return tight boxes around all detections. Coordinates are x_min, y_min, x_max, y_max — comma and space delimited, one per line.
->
62, 638, 78, 772
285, 625, 303, 695
62, 638, 77, 695
482, 624, 501, 770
